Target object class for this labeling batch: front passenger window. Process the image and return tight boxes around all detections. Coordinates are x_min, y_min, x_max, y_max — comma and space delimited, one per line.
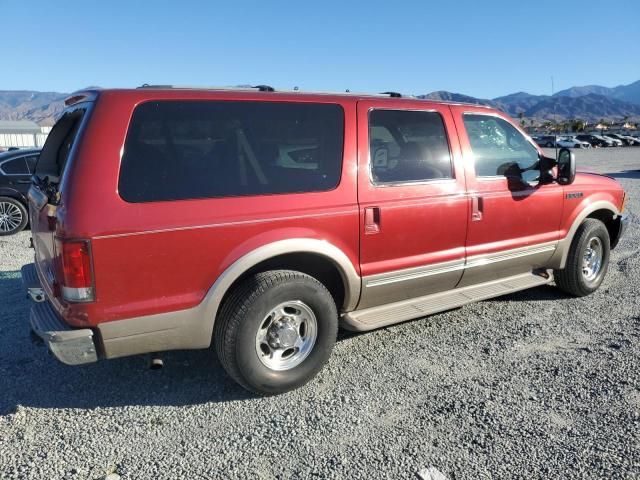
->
463, 114, 540, 183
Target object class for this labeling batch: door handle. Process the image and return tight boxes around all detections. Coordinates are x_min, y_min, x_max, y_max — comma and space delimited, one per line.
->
471, 196, 483, 221
364, 207, 381, 234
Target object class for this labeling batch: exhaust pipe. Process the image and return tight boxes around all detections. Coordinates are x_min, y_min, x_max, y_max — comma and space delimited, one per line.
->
149, 354, 164, 370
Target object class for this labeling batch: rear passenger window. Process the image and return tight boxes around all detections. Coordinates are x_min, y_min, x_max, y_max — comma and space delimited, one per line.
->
463, 114, 540, 182
1, 158, 29, 175
368, 110, 453, 184
118, 101, 344, 202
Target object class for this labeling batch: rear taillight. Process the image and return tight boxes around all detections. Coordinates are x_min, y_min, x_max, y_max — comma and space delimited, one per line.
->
55, 239, 95, 302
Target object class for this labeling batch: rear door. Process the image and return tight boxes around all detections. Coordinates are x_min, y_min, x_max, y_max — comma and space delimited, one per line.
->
356, 100, 468, 309
450, 106, 564, 286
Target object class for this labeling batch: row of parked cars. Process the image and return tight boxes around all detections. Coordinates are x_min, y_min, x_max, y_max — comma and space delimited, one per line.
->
532, 133, 640, 149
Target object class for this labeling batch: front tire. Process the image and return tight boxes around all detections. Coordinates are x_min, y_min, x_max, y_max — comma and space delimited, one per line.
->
215, 270, 338, 395
0, 197, 28, 236
555, 219, 610, 296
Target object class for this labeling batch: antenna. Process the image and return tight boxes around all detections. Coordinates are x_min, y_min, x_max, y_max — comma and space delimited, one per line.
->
552, 76, 558, 157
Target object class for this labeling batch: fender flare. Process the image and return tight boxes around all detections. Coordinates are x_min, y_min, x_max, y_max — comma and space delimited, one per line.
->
0, 187, 27, 204
206, 238, 360, 316
548, 200, 619, 269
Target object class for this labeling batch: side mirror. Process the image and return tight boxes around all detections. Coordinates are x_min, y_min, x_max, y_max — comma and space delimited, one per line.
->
556, 148, 576, 185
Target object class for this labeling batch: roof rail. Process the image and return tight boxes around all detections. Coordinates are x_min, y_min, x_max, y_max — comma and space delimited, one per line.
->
138, 84, 174, 89
381, 91, 402, 98
252, 85, 275, 92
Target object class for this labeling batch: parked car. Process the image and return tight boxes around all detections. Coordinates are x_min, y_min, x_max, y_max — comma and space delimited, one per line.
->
0, 148, 40, 235
22, 87, 628, 394
619, 134, 640, 146
592, 134, 616, 147
604, 133, 634, 146
575, 134, 609, 148
556, 136, 591, 149
533, 135, 557, 148
601, 134, 624, 147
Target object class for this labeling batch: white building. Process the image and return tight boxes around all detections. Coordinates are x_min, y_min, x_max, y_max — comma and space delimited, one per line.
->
0, 120, 50, 149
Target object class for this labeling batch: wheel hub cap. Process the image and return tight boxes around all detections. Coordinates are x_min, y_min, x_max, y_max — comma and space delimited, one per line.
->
582, 237, 603, 281
0, 202, 22, 233
255, 301, 318, 371
267, 319, 299, 349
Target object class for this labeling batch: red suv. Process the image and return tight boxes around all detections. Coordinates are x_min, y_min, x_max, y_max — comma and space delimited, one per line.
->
22, 86, 628, 394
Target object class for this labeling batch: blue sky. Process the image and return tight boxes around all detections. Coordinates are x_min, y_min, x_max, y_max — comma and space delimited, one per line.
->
3, 0, 638, 98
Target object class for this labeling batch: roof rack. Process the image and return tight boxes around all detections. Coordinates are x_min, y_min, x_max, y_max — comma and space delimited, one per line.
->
138, 84, 174, 89
252, 85, 275, 92
381, 91, 402, 98
137, 84, 277, 92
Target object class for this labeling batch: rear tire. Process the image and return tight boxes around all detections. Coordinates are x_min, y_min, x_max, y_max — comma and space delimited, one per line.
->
0, 197, 28, 236
214, 270, 338, 395
554, 219, 610, 296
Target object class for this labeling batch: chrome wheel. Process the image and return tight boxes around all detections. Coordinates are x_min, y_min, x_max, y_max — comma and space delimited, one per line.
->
582, 237, 603, 281
0, 201, 23, 233
255, 300, 318, 371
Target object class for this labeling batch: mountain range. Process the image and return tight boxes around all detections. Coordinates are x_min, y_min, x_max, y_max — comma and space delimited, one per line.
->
2, 80, 640, 126
419, 80, 640, 123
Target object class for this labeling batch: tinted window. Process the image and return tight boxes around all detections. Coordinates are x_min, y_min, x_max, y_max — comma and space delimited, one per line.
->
369, 110, 452, 184
463, 114, 539, 182
37, 108, 87, 179
1, 157, 29, 175
119, 101, 344, 202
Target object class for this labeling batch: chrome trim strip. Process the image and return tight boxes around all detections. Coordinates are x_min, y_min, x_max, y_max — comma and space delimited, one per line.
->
363, 242, 557, 288
465, 244, 557, 269
365, 261, 465, 287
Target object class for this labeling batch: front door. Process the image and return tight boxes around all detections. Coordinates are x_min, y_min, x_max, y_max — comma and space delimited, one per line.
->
356, 100, 468, 309
450, 106, 564, 287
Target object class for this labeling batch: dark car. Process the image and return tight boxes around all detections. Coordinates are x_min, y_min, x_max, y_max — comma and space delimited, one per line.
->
0, 148, 40, 235
575, 134, 609, 147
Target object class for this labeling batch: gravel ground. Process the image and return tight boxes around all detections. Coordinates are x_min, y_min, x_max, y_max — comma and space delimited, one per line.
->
1, 149, 639, 479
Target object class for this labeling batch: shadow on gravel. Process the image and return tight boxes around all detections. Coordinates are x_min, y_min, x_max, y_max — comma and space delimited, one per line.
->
0, 273, 571, 414
492, 284, 572, 302
0, 271, 253, 415
605, 170, 640, 179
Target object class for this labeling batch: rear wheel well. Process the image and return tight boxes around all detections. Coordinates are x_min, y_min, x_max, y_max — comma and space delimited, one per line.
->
220, 252, 346, 313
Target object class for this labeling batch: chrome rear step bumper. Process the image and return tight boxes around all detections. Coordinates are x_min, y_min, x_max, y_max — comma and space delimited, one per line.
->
22, 263, 98, 365
21, 263, 45, 302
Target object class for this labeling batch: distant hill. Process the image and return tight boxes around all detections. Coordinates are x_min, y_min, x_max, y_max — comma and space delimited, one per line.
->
417, 90, 497, 108
522, 93, 640, 121
1, 80, 639, 125
0, 90, 67, 126
493, 92, 551, 116
416, 80, 640, 122
554, 80, 640, 105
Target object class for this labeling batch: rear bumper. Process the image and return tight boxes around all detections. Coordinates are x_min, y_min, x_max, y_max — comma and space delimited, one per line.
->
21, 263, 98, 365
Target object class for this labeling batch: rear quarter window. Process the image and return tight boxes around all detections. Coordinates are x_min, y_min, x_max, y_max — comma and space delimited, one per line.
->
1, 157, 29, 175
118, 100, 345, 202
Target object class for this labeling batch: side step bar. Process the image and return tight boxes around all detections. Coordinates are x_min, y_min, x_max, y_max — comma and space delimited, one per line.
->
341, 271, 553, 331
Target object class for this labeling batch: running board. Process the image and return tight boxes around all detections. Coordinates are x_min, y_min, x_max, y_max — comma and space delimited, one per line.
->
341, 271, 553, 331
